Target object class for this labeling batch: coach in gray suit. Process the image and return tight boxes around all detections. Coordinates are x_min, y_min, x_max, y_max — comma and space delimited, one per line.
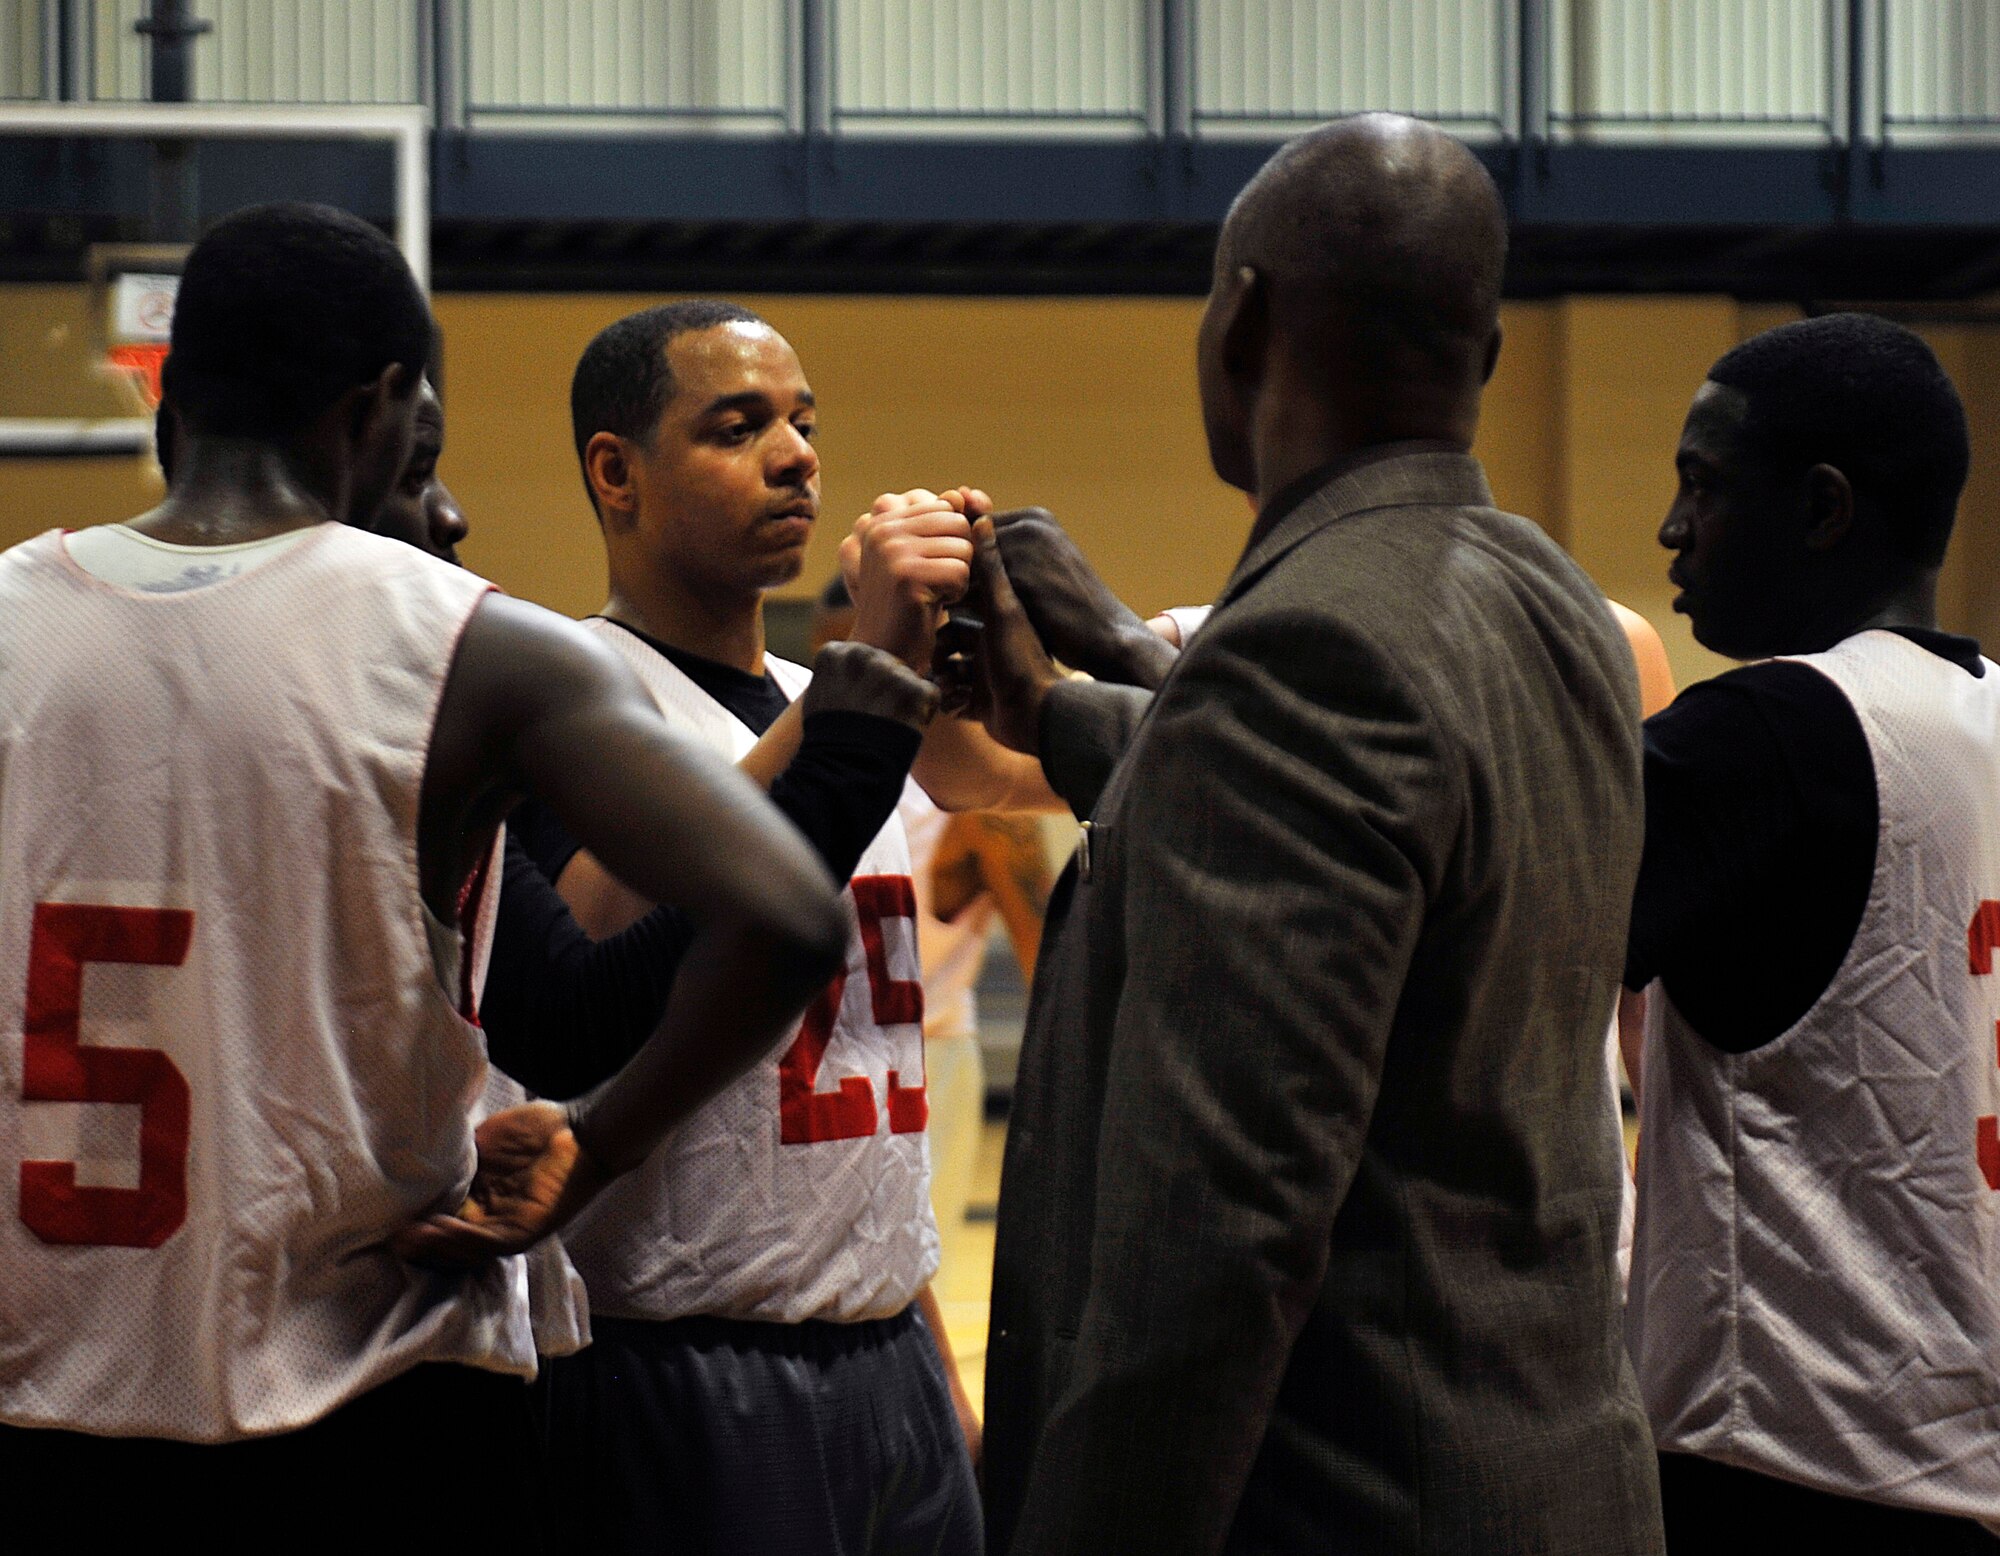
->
964, 115, 1664, 1555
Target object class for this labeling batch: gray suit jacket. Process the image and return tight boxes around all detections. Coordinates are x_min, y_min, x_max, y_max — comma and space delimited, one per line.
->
983, 452, 1663, 1555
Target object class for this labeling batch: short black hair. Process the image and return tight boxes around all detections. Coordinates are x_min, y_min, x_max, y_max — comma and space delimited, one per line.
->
1709, 313, 1970, 568
569, 300, 768, 508
162, 202, 430, 442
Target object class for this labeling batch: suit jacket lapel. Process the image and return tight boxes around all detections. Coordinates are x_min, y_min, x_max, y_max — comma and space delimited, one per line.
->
1217, 451, 1496, 611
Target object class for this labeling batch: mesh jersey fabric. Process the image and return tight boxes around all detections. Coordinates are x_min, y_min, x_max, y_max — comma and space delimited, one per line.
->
63, 522, 312, 594
1629, 629, 2000, 1524
557, 623, 940, 1324
0, 525, 536, 1441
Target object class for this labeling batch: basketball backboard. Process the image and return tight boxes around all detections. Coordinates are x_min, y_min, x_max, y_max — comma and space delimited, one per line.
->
0, 102, 427, 458
87, 241, 188, 412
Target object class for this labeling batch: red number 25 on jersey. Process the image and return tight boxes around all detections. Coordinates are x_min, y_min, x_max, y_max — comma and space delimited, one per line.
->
779, 876, 928, 1145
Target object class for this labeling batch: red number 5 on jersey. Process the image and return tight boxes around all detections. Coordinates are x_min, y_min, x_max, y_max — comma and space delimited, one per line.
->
18, 902, 192, 1247
779, 875, 928, 1145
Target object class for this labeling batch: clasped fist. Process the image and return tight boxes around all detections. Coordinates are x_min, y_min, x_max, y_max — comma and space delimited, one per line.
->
841, 488, 983, 672
988, 506, 1176, 691
805, 638, 941, 732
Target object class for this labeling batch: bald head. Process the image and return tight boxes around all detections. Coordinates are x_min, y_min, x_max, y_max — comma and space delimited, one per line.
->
1224, 113, 1505, 381
1197, 114, 1508, 496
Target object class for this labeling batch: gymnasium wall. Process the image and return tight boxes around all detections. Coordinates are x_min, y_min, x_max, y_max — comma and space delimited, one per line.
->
4, 284, 1998, 692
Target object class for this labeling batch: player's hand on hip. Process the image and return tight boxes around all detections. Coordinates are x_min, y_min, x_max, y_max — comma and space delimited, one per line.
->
967, 516, 1061, 754
990, 506, 1177, 690
845, 496, 975, 673
390, 1101, 611, 1270
804, 639, 941, 731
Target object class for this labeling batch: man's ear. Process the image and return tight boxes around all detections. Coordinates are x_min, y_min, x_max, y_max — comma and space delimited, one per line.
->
585, 431, 639, 529
1217, 264, 1268, 387
345, 361, 415, 444
1802, 463, 1855, 553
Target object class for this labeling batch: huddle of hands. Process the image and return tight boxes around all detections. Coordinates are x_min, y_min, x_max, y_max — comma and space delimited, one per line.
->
393, 488, 1155, 1272
813, 485, 1176, 750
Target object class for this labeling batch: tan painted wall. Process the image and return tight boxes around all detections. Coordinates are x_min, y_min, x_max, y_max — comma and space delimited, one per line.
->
3, 283, 1997, 695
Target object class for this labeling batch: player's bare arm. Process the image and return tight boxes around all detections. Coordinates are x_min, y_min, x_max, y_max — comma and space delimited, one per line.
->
396, 593, 847, 1265
932, 809, 1056, 981
1613, 600, 1677, 720
1611, 600, 1676, 1103
910, 712, 1064, 813
914, 1283, 983, 1472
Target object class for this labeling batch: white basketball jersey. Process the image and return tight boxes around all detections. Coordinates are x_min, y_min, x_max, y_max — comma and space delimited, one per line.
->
1607, 1013, 1634, 1292
461, 827, 590, 1359
1629, 630, 2000, 1521
559, 623, 939, 1323
0, 525, 538, 1442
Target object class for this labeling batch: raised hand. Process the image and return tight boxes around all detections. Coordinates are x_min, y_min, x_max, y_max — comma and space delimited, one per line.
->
965, 516, 1063, 755
390, 1100, 610, 1270
989, 507, 1177, 691
840, 489, 976, 673
803, 637, 942, 731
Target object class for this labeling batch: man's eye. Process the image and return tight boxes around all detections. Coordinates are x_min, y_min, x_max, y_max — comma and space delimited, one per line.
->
719, 422, 755, 444
795, 420, 817, 442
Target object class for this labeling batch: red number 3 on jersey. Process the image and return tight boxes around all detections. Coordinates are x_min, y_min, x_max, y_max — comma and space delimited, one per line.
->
779, 875, 928, 1145
18, 902, 192, 1247
1970, 900, 2000, 1190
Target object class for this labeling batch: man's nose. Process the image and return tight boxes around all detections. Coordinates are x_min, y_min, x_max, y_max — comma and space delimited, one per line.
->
772, 423, 818, 483
430, 486, 470, 549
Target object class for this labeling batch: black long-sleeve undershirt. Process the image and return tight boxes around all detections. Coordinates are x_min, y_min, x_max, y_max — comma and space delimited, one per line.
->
481, 700, 920, 1100
1624, 624, 1983, 1053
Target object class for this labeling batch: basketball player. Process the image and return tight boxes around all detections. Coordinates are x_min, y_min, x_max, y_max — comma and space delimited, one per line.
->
1627, 314, 2000, 1551
526, 301, 982, 1553
0, 204, 847, 1544
368, 372, 961, 1380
